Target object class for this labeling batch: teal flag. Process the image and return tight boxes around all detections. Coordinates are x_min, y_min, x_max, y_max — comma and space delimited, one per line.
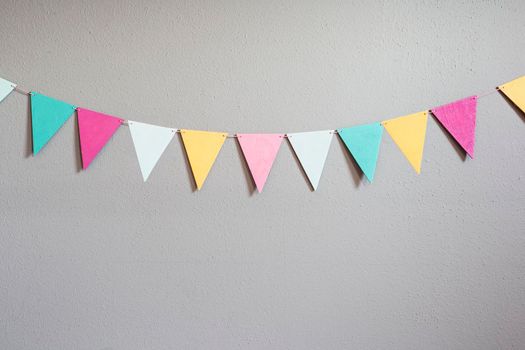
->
31, 92, 76, 154
338, 122, 383, 182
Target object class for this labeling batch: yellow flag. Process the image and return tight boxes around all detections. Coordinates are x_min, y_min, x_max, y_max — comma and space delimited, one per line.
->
499, 76, 525, 114
180, 129, 227, 190
381, 111, 428, 174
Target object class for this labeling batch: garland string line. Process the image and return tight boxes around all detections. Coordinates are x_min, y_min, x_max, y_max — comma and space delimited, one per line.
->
10, 82, 501, 138
7, 75, 524, 189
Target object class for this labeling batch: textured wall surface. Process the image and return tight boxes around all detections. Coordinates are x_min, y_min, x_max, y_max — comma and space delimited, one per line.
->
1, 1, 524, 349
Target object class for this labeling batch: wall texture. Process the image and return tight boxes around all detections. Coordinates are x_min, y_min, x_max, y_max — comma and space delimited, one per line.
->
1, 1, 524, 349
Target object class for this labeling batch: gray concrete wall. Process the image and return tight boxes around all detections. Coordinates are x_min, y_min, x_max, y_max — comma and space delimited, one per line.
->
1, 1, 524, 349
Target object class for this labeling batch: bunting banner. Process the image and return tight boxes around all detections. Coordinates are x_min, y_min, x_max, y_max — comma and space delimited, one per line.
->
382, 111, 428, 174
0, 73, 523, 193
431, 96, 477, 158
128, 121, 176, 181
499, 76, 525, 114
287, 130, 333, 190
338, 122, 383, 182
77, 108, 123, 169
31, 92, 77, 154
237, 134, 284, 193
0, 77, 15, 103
180, 129, 227, 190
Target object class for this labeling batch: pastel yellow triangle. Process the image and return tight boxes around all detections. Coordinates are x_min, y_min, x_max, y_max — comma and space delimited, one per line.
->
180, 129, 227, 190
382, 111, 428, 174
499, 76, 525, 114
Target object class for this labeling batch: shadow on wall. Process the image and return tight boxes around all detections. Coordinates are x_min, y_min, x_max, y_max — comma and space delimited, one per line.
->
499, 90, 525, 123
429, 113, 468, 162
73, 111, 82, 172
176, 133, 198, 192
334, 135, 364, 188
25, 96, 31, 158
234, 138, 257, 196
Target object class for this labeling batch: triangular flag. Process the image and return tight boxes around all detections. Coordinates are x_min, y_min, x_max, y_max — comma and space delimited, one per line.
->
382, 111, 428, 174
128, 121, 176, 181
287, 130, 333, 190
499, 76, 525, 114
338, 122, 383, 182
431, 96, 477, 158
31, 92, 76, 154
237, 133, 284, 193
77, 108, 123, 169
0, 77, 16, 103
180, 129, 227, 190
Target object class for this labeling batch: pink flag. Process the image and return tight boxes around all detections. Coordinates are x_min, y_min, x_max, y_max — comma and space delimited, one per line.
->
237, 133, 284, 193
431, 96, 477, 158
77, 108, 123, 169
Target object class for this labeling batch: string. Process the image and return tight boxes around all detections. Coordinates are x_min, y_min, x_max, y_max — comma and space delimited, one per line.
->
10, 83, 502, 139
12, 85, 31, 95
476, 87, 500, 98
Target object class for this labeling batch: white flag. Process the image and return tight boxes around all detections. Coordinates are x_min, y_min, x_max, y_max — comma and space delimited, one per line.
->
0, 77, 16, 103
287, 130, 333, 190
128, 121, 176, 181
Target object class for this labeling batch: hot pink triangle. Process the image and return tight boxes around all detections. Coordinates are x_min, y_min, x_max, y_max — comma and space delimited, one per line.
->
77, 108, 123, 169
431, 96, 477, 158
237, 133, 284, 193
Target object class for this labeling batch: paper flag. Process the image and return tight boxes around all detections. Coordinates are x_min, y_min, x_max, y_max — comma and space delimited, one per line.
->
0, 77, 16, 103
499, 76, 525, 114
338, 122, 383, 182
382, 111, 428, 174
31, 92, 76, 154
237, 134, 284, 192
431, 96, 477, 158
77, 108, 123, 169
128, 121, 176, 181
287, 130, 333, 190
180, 129, 227, 190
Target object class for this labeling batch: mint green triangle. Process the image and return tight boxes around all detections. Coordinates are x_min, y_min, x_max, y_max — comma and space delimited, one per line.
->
31, 92, 76, 154
338, 122, 383, 182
